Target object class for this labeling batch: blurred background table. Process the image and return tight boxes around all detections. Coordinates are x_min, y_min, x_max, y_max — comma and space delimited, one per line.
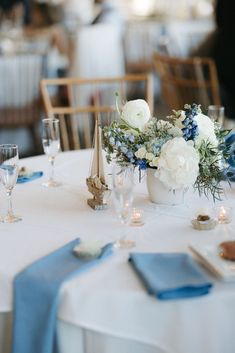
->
0, 0, 220, 156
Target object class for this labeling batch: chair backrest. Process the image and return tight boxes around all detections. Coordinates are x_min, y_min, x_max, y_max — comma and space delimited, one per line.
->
154, 53, 221, 112
40, 74, 154, 150
0, 53, 47, 127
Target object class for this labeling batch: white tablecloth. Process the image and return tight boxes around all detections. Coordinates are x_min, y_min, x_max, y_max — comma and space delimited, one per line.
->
1, 149, 235, 353
124, 18, 215, 64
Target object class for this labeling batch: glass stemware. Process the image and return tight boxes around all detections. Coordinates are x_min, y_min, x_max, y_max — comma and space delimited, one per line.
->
112, 163, 135, 249
42, 118, 61, 187
0, 144, 22, 223
208, 105, 224, 126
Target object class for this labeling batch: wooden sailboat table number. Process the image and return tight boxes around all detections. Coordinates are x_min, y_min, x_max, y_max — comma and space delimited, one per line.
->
86, 116, 111, 210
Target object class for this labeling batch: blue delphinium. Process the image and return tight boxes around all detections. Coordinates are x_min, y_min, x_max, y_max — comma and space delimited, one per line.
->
126, 151, 134, 159
182, 103, 199, 141
109, 137, 115, 145
225, 132, 235, 168
149, 137, 170, 155
128, 135, 135, 143
120, 145, 128, 154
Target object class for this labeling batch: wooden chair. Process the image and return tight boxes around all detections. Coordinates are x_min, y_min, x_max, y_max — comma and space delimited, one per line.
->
0, 53, 47, 155
154, 53, 221, 112
40, 74, 154, 150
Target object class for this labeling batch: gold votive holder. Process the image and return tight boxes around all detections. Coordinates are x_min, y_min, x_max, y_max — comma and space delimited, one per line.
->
130, 208, 145, 227
215, 206, 233, 224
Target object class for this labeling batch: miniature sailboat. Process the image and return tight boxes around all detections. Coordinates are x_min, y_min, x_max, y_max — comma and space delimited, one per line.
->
86, 116, 110, 210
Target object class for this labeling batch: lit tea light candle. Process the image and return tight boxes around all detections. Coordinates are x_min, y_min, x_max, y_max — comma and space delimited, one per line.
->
216, 206, 233, 224
130, 208, 144, 227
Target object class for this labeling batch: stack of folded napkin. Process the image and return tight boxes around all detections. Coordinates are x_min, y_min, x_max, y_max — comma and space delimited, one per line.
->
12, 239, 113, 353
129, 253, 213, 300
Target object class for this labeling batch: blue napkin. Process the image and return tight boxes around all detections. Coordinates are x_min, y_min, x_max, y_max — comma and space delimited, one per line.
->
12, 239, 113, 353
129, 253, 213, 300
17, 171, 43, 183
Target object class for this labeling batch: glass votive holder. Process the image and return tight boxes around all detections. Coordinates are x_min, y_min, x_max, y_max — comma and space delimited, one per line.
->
130, 208, 145, 227
215, 206, 233, 224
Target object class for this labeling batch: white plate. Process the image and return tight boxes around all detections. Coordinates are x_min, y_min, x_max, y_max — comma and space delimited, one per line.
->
190, 243, 235, 282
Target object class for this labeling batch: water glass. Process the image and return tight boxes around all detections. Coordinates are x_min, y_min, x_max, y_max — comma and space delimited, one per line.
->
112, 163, 135, 249
0, 144, 21, 223
42, 118, 61, 187
208, 105, 224, 126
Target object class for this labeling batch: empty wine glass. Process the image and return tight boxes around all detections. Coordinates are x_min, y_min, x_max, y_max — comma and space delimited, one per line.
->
0, 144, 21, 223
208, 105, 225, 126
112, 163, 135, 249
42, 118, 61, 187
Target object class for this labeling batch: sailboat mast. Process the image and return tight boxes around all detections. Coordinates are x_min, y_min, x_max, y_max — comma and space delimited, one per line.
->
96, 114, 100, 178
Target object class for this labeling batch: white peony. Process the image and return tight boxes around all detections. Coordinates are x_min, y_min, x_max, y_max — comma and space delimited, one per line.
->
194, 113, 218, 147
156, 137, 200, 190
121, 99, 151, 131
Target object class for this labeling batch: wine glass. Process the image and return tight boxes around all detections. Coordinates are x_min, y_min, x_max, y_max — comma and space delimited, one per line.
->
42, 118, 61, 187
208, 105, 225, 126
0, 144, 21, 223
112, 163, 135, 249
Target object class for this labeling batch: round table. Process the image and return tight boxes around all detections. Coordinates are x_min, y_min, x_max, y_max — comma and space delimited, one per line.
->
0, 149, 235, 353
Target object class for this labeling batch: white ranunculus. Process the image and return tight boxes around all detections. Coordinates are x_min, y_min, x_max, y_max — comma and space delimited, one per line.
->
135, 147, 147, 159
121, 99, 151, 131
157, 137, 200, 190
145, 152, 154, 161
150, 157, 159, 167
195, 113, 218, 146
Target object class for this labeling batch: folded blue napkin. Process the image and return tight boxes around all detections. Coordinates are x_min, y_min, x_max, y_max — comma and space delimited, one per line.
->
17, 171, 43, 183
12, 239, 113, 353
129, 253, 213, 300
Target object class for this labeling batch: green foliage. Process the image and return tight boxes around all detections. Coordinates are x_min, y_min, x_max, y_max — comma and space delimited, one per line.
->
194, 140, 224, 201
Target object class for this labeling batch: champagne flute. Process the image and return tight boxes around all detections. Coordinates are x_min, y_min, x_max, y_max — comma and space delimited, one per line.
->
112, 163, 135, 249
42, 118, 61, 187
0, 144, 21, 223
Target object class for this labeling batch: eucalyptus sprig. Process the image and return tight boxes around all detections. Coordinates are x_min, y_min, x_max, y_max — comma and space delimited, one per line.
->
194, 140, 224, 201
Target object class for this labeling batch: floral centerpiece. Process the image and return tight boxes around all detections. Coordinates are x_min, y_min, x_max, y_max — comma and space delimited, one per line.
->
103, 99, 230, 202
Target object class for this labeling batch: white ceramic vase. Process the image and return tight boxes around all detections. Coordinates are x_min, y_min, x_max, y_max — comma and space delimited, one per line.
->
146, 168, 185, 205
